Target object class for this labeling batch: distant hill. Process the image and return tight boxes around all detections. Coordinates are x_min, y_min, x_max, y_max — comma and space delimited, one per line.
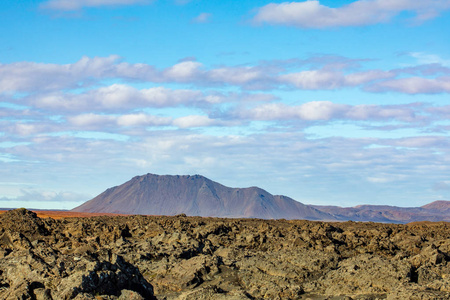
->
72, 173, 334, 220
421, 200, 450, 212
312, 203, 450, 223
72, 173, 450, 223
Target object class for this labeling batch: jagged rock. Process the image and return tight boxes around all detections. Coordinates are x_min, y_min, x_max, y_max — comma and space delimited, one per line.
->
1, 209, 450, 299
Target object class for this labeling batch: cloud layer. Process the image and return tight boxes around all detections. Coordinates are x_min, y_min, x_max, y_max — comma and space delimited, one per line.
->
4, 51, 450, 193
1, 55, 449, 95
253, 0, 450, 28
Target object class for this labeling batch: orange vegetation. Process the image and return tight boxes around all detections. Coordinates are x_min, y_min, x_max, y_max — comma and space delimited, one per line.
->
0, 210, 129, 220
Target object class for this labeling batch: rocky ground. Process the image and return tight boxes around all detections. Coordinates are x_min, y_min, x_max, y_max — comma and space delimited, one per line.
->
0, 209, 450, 299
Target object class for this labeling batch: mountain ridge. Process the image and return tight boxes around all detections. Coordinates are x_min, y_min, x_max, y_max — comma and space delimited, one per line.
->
73, 173, 450, 223
73, 173, 335, 220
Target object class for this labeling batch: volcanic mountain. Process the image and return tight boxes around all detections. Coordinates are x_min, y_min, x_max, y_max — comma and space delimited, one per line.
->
72, 173, 334, 220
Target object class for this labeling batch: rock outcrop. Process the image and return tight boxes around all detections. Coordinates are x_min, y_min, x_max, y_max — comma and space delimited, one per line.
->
1, 209, 450, 299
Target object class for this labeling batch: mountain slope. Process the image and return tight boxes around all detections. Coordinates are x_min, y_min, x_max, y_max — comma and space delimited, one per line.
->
312, 203, 450, 223
421, 200, 450, 212
72, 173, 334, 220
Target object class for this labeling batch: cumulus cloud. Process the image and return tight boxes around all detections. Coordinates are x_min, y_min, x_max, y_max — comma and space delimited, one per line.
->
0, 56, 271, 92
234, 101, 422, 122
0, 55, 124, 93
40, 0, 151, 11
1, 55, 449, 99
68, 113, 237, 130
279, 69, 394, 90
28, 85, 220, 112
173, 115, 218, 128
68, 113, 172, 129
253, 0, 450, 28
163, 61, 204, 82
3, 122, 58, 136
367, 77, 450, 94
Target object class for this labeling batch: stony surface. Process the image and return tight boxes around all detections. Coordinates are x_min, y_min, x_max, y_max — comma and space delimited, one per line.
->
1, 209, 450, 299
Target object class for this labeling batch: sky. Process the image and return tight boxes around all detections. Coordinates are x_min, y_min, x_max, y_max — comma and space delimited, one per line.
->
1, 0, 450, 210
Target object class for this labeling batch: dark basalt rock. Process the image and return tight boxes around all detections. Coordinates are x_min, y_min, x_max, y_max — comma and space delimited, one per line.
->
0, 208, 450, 299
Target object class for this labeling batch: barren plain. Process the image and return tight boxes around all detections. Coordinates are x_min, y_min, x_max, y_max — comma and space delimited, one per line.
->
1, 208, 450, 299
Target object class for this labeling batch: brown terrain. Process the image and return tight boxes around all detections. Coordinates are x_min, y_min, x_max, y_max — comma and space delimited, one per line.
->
0, 210, 126, 220
1, 208, 450, 299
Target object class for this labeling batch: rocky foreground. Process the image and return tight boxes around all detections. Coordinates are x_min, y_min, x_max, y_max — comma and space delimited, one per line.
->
1, 209, 450, 299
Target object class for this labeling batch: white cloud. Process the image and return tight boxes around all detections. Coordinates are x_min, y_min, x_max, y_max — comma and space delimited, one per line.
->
367, 77, 450, 94
209, 66, 270, 87
4, 122, 57, 136
280, 70, 345, 89
117, 113, 171, 126
253, 0, 450, 28
409, 52, 450, 67
173, 115, 218, 128
279, 69, 394, 89
40, 0, 151, 11
250, 101, 345, 120
68, 114, 116, 127
29, 84, 214, 111
1, 55, 449, 99
192, 13, 212, 23
235, 101, 422, 122
345, 70, 395, 85
0, 55, 122, 93
68, 113, 172, 128
163, 61, 204, 82
69, 113, 237, 130
0, 56, 275, 93
14, 123, 43, 136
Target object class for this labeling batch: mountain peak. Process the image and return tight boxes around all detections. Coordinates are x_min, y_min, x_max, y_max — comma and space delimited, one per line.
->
421, 200, 450, 211
72, 173, 333, 220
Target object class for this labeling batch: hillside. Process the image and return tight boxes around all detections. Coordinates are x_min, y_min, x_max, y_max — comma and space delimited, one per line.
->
312, 203, 450, 223
72, 173, 334, 220
72, 173, 450, 223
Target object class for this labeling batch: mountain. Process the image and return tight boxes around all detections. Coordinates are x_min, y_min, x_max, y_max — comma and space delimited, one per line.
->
73, 173, 450, 223
312, 203, 450, 223
421, 200, 450, 212
72, 173, 334, 220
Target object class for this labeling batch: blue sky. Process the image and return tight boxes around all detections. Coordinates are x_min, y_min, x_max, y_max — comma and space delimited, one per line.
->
1, 0, 450, 209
